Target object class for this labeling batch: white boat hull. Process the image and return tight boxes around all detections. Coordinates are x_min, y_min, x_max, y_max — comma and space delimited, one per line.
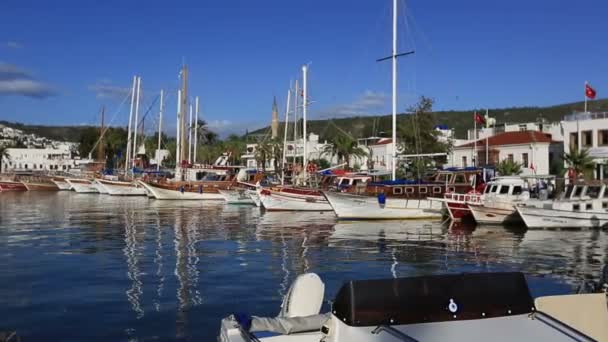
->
137, 181, 224, 200
92, 181, 108, 194
218, 189, 255, 204
248, 189, 261, 207
323, 191, 443, 220
258, 188, 332, 211
469, 203, 520, 225
66, 179, 98, 193
52, 180, 71, 190
97, 180, 147, 196
516, 205, 608, 229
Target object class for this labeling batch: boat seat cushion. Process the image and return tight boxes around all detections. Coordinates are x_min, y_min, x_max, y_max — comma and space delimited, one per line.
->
535, 293, 608, 341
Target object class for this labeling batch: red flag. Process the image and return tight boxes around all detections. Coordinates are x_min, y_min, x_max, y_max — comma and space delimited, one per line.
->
586, 83, 597, 99
474, 112, 485, 125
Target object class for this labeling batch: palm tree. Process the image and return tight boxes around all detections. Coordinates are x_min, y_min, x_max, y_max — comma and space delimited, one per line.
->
496, 159, 523, 176
0, 145, 10, 173
322, 135, 368, 169
254, 140, 272, 172
563, 146, 595, 179
192, 119, 218, 145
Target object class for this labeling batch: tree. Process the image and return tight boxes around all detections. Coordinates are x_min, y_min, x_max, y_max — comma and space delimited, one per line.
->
496, 159, 523, 176
254, 140, 272, 172
563, 146, 595, 179
192, 119, 218, 145
0, 145, 10, 172
321, 134, 368, 169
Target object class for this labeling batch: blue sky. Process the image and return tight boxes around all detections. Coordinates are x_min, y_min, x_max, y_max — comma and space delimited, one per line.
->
1, 0, 607, 136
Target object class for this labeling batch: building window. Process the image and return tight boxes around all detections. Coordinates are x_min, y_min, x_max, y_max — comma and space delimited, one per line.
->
582, 130, 593, 148
24, 164, 28, 169
462, 156, 467, 167
570, 133, 578, 151
519, 124, 527, 132
599, 130, 608, 146
522, 153, 529, 167
507, 154, 514, 162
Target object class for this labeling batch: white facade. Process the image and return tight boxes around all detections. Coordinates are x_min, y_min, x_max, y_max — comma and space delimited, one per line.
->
469, 121, 564, 142
2, 148, 78, 173
561, 112, 608, 179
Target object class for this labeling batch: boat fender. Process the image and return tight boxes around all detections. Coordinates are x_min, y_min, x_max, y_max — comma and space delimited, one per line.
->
378, 193, 386, 208
180, 185, 184, 193
198, 185, 203, 194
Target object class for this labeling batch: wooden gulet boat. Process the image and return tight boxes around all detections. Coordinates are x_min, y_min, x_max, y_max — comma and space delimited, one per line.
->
23, 182, 59, 191
65, 178, 98, 193
95, 179, 147, 196
137, 180, 226, 200
257, 187, 332, 211
0, 180, 27, 192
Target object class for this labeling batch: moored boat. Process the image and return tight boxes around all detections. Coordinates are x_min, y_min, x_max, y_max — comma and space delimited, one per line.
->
96, 179, 147, 196
247, 189, 261, 207
257, 187, 332, 211
23, 182, 60, 191
0, 180, 27, 192
323, 190, 443, 220
437, 192, 482, 221
137, 180, 225, 200
516, 181, 608, 229
218, 189, 255, 204
51, 177, 71, 190
65, 178, 98, 193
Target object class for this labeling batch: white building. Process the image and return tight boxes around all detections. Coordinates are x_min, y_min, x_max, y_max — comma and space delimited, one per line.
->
468, 121, 563, 142
1, 147, 78, 173
447, 131, 562, 175
241, 133, 336, 171
561, 111, 608, 179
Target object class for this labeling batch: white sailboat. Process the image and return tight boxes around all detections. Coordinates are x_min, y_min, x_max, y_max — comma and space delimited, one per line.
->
137, 180, 225, 200
218, 189, 255, 205
96, 179, 148, 196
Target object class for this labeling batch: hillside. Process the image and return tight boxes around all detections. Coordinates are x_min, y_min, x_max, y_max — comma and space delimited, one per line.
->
0, 121, 95, 142
250, 99, 608, 141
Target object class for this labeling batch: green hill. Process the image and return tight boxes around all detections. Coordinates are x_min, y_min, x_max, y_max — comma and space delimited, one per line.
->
250, 99, 608, 141
0, 120, 94, 142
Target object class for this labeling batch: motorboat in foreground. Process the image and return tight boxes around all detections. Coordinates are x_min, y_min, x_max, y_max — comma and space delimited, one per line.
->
219, 272, 605, 341
517, 181, 608, 229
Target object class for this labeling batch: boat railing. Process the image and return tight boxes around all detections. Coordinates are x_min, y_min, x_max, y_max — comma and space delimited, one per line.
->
443, 192, 482, 203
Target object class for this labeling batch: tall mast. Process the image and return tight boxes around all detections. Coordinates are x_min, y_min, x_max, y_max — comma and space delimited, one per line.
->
188, 104, 193, 163
157, 89, 164, 171
132, 76, 141, 167
98, 105, 105, 163
125, 76, 136, 173
180, 65, 189, 163
293, 80, 299, 164
176, 89, 182, 168
194, 97, 199, 164
302, 65, 309, 176
391, 0, 397, 181
281, 87, 291, 185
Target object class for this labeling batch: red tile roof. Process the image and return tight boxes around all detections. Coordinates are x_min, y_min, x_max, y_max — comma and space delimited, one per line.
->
370, 138, 393, 146
456, 131, 555, 149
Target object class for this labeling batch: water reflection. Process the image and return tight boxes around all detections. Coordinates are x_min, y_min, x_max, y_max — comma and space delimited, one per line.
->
0, 193, 607, 341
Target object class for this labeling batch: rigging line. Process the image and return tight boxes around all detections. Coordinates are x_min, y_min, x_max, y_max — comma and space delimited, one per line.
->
87, 91, 131, 157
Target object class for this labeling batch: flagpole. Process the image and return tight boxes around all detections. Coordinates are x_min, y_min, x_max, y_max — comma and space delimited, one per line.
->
486, 109, 489, 166
585, 81, 588, 113
473, 112, 477, 167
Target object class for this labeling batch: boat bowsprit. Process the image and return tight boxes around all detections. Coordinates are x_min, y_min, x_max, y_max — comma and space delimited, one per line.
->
219, 272, 604, 341
218, 189, 255, 204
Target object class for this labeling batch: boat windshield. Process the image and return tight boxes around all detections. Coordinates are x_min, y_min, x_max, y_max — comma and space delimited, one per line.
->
573, 186, 584, 198
490, 185, 498, 193
512, 185, 523, 195
499, 186, 509, 194
586, 186, 601, 199
564, 185, 574, 198
484, 185, 491, 194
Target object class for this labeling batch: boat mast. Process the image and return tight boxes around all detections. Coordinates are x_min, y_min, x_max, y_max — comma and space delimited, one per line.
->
293, 80, 299, 165
125, 76, 137, 173
391, 0, 397, 181
281, 87, 292, 185
157, 89, 164, 172
194, 96, 199, 164
176, 89, 182, 169
98, 105, 105, 163
179, 65, 189, 163
302, 65, 308, 176
132, 76, 142, 167
188, 104, 193, 163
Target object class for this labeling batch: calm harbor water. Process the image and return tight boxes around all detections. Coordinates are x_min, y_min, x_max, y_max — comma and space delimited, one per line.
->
0, 192, 606, 341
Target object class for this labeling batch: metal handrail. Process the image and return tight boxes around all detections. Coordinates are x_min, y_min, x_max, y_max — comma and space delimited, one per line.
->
372, 325, 419, 342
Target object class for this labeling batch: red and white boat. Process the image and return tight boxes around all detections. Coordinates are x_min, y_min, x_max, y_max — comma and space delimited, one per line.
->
438, 191, 482, 221
0, 180, 27, 192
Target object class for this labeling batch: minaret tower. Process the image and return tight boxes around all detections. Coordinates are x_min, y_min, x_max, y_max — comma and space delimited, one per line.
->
271, 96, 279, 139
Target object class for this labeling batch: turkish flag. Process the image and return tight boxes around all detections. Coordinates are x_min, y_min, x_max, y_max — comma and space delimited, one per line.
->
474, 112, 485, 124
586, 83, 597, 99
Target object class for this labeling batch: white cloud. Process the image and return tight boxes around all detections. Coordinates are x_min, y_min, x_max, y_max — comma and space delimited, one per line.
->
88, 80, 131, 99
316, 90, 388, 118
0, 62, 57, 98
5, 41, 23, 49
